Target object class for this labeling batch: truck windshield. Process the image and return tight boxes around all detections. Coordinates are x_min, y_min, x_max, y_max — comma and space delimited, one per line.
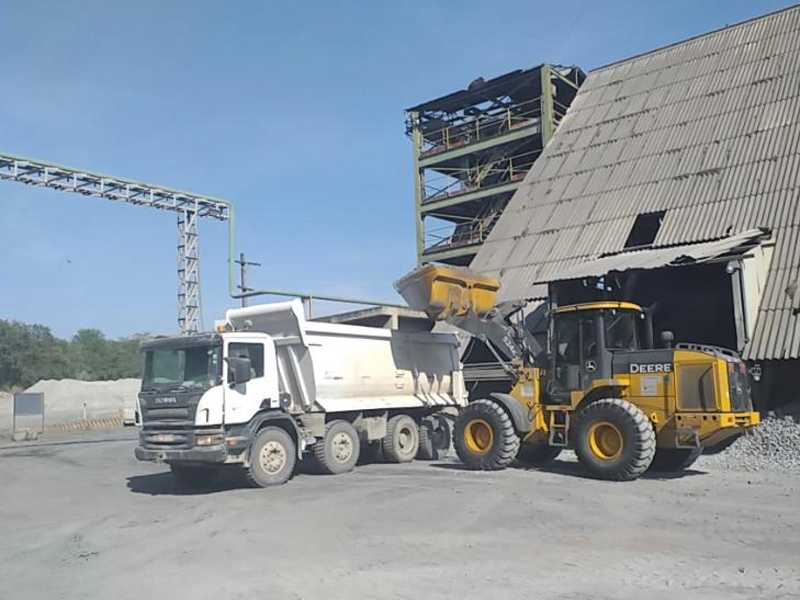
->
605, 310, 640, 351
142, 344, 222, 389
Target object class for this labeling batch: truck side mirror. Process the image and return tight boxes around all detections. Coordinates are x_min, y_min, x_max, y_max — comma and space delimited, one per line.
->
660, 330, 674, 349
226, 356, 252, 386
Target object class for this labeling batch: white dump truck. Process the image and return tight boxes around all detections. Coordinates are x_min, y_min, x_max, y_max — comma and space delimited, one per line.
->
134, 299, 465, 486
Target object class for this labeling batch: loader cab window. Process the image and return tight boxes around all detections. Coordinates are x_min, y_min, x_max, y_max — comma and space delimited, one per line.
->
605, 310, 640, 351
553, 312, 601, 395
553, 314, 582, 393
228, 343, 265, 382
555, 315, 580, 364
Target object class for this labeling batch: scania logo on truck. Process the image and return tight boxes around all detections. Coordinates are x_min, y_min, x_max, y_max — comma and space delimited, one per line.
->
630, 363, 672, 374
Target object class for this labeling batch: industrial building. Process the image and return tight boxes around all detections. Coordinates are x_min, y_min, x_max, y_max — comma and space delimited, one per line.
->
466, 6, 800, 408
406, 64, 585, 266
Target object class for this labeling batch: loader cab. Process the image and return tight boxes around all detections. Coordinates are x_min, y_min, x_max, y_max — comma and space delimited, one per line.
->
547, 302, 645, 402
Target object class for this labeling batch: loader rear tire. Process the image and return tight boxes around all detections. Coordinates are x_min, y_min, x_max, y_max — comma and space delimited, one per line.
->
454, 399, 520, 470
417, 415, 451, 460
649, 446, 702, 472
313, 420, 360, 475
516, 440, 561, 467
382, 415, 419, 463
574, 398, 655, 481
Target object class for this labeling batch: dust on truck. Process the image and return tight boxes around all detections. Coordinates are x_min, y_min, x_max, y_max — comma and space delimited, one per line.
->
135, 299, 464, 487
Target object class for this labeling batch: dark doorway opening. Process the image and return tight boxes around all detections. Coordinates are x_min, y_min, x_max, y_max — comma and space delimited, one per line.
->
552, 262, 737, 351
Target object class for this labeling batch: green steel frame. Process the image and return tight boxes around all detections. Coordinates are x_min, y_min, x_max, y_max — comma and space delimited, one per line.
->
407, 64, 584, 266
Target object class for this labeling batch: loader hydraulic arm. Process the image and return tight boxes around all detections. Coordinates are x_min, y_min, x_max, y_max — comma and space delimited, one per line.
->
394, 264, 544, 366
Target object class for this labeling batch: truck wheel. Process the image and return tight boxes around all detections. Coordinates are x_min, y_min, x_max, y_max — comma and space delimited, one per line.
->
169, 464, 218, 488
649, 446, 702, 472
573, 398, 655, 481
417, 415, 451, 460
245, 426, 297, 487
313, 420, 360, 474
382, 415, 419, 463
516, 440, 561, 467
453, 399, 520, 470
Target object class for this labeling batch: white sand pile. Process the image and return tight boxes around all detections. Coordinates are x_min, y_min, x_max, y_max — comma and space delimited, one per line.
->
23, 378, 140, 425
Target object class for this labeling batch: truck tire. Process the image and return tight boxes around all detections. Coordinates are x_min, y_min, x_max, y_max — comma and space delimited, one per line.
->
169, 463, 218, 488
516, 440, 561, 467
245, 426, 297, 487
453, 399, 520, 470
382, 415, 419, 463
649, 446, 702, 472
417, 415, 451, 460
573, 398, 656, 481
313, 420, 360, 475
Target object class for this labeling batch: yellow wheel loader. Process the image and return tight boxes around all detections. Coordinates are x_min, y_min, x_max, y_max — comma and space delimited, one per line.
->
395, 264, 760, 481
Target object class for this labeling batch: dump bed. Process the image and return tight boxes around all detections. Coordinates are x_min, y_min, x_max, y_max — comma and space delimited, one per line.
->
225, 300, 466, 414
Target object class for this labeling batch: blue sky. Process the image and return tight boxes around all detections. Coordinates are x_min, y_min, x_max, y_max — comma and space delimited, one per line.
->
0, 0, 794, 338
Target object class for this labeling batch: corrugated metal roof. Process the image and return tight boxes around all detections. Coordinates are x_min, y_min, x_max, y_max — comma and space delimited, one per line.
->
544, 229, 768, 283
471, 6, 800, 359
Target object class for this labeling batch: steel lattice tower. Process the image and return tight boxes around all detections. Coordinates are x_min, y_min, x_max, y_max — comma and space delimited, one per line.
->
0, 153, 230, 334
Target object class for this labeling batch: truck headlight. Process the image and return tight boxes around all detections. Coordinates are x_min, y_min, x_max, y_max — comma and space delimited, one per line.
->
195, 434, 224, 446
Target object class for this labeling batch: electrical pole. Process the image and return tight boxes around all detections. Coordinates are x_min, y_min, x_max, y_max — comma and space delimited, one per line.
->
235, 252, 261, 307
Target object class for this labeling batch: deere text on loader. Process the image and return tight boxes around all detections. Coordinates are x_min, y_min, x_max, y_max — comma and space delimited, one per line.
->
395, 264, 760, 481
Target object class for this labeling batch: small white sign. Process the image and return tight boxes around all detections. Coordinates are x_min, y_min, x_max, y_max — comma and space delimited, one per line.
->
640, 376, 659, 396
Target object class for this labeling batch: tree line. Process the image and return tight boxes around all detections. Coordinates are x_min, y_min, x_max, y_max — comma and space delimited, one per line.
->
0, 319, 147, 390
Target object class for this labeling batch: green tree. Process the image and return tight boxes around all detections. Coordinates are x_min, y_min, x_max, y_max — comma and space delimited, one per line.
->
0, 320, 147, 389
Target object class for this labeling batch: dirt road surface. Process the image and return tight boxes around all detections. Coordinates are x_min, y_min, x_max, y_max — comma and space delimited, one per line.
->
1, 431, 798, 600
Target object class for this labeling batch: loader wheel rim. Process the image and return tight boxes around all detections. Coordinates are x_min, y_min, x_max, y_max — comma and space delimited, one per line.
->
587, 421, 623, 460
259, 440, 288, 474
464, 418, 493, 454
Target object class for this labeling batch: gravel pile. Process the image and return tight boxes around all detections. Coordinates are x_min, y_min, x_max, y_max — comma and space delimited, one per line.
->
701, 415, 800, 472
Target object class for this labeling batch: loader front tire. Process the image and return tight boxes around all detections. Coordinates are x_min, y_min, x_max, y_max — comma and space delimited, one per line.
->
649, 446, 702, 472
574, 398, 655, 481
454, 399, 520, 470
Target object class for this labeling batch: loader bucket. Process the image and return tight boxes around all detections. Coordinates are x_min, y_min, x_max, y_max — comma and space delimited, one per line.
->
394, 264, 500, 321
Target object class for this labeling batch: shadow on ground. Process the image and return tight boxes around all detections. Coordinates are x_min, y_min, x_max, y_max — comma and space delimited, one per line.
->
126, 468, 252, 496
429, 458, 707, 481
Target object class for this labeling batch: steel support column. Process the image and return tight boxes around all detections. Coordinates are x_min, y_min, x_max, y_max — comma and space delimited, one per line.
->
410, 111, 425, 263
540, 65, 554, 146
177, 207, 201, 334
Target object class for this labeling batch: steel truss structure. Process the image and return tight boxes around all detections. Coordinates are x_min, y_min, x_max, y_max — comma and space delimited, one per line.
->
0, 152, 230, 334
406, 64, 585, 266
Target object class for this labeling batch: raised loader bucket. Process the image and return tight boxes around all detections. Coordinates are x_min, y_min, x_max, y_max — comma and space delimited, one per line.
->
394, 264, 500, 321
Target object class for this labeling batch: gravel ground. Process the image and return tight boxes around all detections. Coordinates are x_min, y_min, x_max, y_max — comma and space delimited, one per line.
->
1, 430, 799, 600
701, 417, 800, 473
